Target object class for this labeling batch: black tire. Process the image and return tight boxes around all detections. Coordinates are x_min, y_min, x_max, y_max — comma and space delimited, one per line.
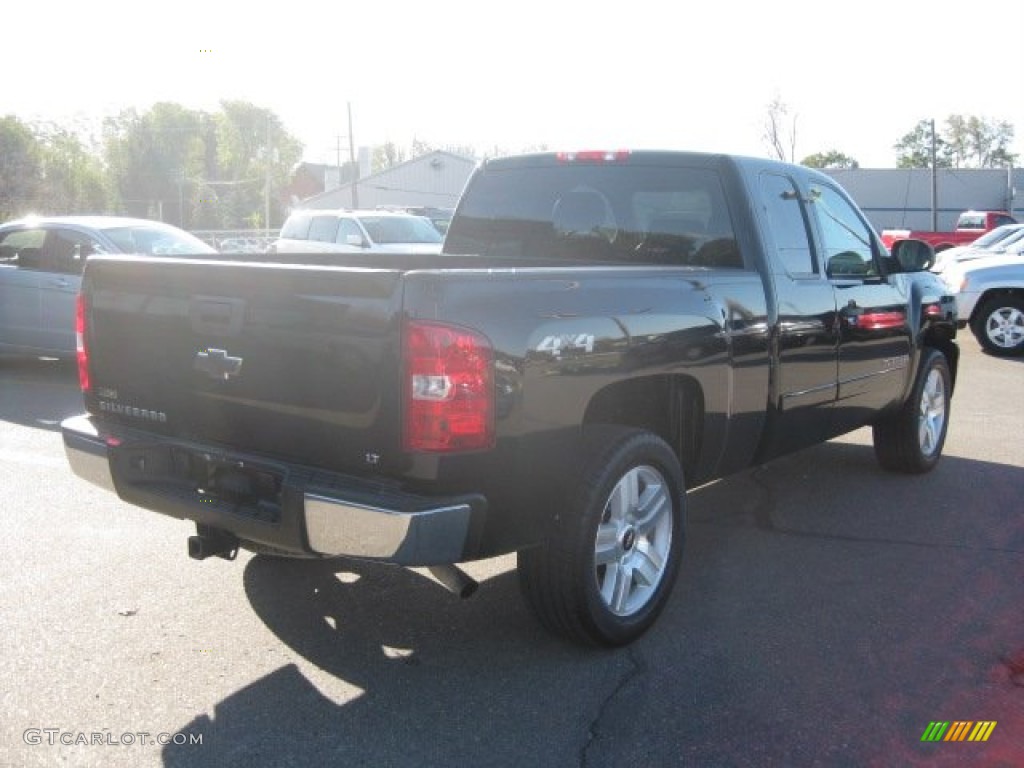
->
517, 427, 685, 647
872, 349, 951, 474
971, 295, 1024, 357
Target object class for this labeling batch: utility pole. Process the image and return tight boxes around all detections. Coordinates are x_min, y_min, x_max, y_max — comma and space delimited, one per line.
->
1009, 164, 1017, 218
348, 102, 359, 209
265, 117, 272, 231
930, 119, 938, 231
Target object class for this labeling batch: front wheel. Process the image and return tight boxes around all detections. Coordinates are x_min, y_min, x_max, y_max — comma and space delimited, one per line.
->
517, 428, 685, 646
872, 349, 951, 474
971, 295, 1024, 356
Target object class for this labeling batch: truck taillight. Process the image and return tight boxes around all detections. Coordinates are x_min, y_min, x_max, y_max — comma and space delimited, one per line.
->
403, 320, 494, 453
75, 293, 90, 392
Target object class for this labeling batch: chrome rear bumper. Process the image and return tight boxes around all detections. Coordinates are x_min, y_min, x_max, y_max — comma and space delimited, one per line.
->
61, 414, 485, 565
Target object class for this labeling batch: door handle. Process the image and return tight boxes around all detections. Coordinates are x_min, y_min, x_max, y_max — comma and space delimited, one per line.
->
47, 278, 71, 288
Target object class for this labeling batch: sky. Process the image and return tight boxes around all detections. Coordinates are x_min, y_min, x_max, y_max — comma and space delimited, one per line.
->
5, 0, 1024, 169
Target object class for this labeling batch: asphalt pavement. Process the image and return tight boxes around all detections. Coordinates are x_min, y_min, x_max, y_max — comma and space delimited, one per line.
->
1, 338, 1021, 768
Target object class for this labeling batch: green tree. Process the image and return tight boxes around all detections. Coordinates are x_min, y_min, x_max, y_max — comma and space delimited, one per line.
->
410, 138, 434, 158
894, 116, 1016, 168
0, 115, 42, 221
102, 101, 302, 229
801, 150, 860, 169
372, 141, 407, 173
943, 115, 1016, 168
34, 123, 110, 214
213, 100, 303, 229
103, 103, 209, 225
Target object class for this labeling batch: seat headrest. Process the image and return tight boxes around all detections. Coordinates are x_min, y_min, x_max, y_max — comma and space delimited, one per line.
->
553, 189, 612, 237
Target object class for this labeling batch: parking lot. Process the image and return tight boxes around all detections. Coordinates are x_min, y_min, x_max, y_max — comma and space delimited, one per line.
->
1, 336, 1021, 767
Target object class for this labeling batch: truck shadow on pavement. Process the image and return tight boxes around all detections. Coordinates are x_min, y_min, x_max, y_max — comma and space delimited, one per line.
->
163, 441, 1024, 767
163, 557, 630, 767
0, 356, 81, 431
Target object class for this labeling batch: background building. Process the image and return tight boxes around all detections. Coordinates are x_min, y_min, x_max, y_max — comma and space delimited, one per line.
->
824, 167, 1022, 232
286, 154, 1022, 236
299, 150, 477, 212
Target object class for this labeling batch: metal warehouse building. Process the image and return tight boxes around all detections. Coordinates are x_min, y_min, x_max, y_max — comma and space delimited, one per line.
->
299, 150, 477, 211
826, 167, 1023, 232
294, 150, 1023, 235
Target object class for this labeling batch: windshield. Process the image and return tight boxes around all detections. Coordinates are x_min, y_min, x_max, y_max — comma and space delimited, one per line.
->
102, 225, 217, 256
358, 216, 443, 245
972, 224, 1022, 248
990, 227, 1024, 251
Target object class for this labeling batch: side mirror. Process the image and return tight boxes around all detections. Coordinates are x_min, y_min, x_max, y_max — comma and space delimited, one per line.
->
891, 239, 935, 272
345, 234, 366, 247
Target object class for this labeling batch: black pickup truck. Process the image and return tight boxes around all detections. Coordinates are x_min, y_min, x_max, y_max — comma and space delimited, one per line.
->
62, 150, 958, 646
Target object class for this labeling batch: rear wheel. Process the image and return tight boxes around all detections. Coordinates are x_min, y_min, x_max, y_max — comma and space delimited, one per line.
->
517, 428, 685, 646
971, 295, 1024, 356
872, 349, 951, 474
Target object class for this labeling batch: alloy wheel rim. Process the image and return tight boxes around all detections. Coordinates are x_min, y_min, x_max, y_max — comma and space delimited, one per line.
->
918, 369, 946, 457
593, 465, 673, 617
984, 306, 1024, 349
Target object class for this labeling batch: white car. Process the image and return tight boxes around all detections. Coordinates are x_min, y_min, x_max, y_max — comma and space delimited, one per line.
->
942, 253, 1024, 356
931, 223, 1024, 273
271, 210, 443, 255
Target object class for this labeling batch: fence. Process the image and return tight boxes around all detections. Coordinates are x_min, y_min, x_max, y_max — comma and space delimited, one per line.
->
191, 229, 277, 254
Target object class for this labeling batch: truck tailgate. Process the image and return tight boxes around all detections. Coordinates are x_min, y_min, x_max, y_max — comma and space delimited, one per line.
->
81, 256, 404, 474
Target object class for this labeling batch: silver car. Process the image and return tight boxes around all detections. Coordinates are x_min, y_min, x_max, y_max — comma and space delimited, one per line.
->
0, 215, 216, 358
271, 210, 443, 255
942, 253, 1024, 356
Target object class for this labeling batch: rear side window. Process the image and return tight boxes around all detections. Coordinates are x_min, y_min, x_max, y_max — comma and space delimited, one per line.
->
445, 164, 743, 268
336, 218, 364, 244
759, 173, 816, 276
307, 215, 340, 243
42, 229, 103, 275
280, 213, 313, 239
358, 216, 442, 245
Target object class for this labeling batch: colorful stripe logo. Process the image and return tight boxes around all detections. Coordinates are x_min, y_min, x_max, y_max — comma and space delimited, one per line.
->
921, 721, 997, 742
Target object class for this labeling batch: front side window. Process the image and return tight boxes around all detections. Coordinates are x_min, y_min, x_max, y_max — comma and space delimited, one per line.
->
103, 225, 215, 256
811, 184, 878, 278
0, 229, 46, 270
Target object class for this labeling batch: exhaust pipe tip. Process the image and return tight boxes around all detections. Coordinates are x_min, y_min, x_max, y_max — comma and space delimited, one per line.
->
426, 564, 478, 599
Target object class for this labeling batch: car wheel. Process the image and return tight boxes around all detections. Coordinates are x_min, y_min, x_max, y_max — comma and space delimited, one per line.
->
517, 427, 685, 646
872, 348, 951, 474
972, 295, 1024, 356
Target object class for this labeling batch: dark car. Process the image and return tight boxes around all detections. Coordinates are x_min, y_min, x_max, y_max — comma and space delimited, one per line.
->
0, 215, 216, 358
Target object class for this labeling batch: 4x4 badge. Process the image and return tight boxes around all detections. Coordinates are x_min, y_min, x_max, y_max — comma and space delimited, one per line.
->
194, 348, 243, 380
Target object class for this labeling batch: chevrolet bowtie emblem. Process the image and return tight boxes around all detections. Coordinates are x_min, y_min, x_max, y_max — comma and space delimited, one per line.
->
194, 348, 243, 380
